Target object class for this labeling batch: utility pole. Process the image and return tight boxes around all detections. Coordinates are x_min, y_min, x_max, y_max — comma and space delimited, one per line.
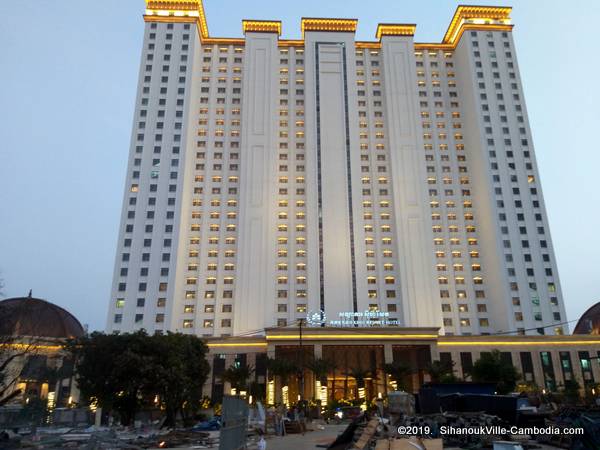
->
298, 318, 305, 402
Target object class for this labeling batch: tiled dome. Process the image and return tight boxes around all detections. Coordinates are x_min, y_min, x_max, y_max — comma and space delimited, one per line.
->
0, 295, 84, 339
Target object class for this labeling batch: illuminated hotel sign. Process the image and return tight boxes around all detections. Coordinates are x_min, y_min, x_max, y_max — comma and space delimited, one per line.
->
306, 310, 398, 327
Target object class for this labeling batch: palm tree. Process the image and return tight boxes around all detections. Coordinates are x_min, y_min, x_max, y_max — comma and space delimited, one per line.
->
266, 358, 298, 386
307, 358, 334, 385
222, 363, 254, 391
345, 367, 372, 400
307, 358, 334, 403
383, 361, 413, 391
266, 358, 298, 404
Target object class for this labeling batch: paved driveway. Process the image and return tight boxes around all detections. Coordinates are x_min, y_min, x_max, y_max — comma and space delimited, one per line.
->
260, 423, 346, 450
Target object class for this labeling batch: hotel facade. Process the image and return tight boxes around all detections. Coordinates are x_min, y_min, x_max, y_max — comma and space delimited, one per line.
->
106, 1, 600, 401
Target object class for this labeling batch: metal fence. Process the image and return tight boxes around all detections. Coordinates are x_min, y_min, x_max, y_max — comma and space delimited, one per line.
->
219, 395, 248, 450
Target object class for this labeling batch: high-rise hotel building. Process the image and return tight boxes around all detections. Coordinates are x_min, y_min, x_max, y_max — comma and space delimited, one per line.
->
107, 1, 568, 338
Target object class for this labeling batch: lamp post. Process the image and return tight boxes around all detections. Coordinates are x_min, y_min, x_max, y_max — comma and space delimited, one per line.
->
298, 318, 305, 402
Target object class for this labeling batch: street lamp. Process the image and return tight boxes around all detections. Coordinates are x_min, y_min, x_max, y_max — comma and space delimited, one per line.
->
298, 318, 305, 402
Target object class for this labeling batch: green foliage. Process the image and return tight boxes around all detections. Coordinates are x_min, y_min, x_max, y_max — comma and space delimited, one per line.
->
266, 357, 298, 385
222, 363, 254, 391
469, 349, 520, 394
248, 381, 265, 402
558, 380, 581, 405
306, 358, 335, 384
148, 332, 211, 426
67, 331, 210, 426
0, 339, 39, 406
345, 367, 371, 389
19, 397, 48, 425
426, 360, 459, 383
383, 361, 413, 391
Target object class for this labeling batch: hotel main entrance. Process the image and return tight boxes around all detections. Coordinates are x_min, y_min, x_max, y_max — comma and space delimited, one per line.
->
265, 327, 439, 405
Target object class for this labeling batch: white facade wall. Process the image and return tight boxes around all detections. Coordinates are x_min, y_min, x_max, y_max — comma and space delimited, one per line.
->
107, 9, 566, 338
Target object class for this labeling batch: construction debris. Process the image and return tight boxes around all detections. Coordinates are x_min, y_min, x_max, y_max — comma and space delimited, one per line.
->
1, 426, 219, 449
396, 412, 508, 448
327, 412, 522, 450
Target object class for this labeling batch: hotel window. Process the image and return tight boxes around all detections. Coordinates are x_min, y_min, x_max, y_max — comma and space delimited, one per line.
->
203, 320, 213, 328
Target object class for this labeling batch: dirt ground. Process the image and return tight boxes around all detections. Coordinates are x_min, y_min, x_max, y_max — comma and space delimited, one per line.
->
259, 423, 346, 450
259, 423, 566, 450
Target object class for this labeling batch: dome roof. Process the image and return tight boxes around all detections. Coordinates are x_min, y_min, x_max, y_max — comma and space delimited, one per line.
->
573, 301, 600, 335
0, 296, 85, 339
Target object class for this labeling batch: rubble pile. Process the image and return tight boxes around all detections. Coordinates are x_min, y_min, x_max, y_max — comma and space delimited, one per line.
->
395, 412, 508, 449
0, 427, 220, 449
540, 407, 600, 449
335, 412, 512, 450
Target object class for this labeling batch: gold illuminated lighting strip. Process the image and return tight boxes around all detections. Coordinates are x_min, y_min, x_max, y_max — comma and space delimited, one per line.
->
356, 42, 381, 49
204, 38, 245, 45
301, 18, 358, 38
442, 5, 512, 45
196, 0, 209, 38
243, 20, 282, 35
268, 334, 438, 340
439, 340, 600, 347
278, 40, 304, 48
376, 24, 416, 40
144, 0, 208, 38
207, 342, 267, 348
2, 343, 63, 351
141, 2, 514, 52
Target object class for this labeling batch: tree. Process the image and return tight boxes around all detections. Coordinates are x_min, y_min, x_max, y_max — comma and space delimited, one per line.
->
426, 360, 459, 383
469, 349, 520, 394
383, 362, 413, 391
345, 366, 372, 400
68, 331, 210, 426
149, 333, 210, 426
0, 298, 46, 406
307, 358, 334, 385
560, 380, 581, 405
266, 357, 298, 386
222, 363, 254, 392
0, 341, 38, 406
67, 331, 153, 425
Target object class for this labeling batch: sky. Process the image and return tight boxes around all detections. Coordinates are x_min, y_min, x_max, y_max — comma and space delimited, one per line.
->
0, 0, 599, 332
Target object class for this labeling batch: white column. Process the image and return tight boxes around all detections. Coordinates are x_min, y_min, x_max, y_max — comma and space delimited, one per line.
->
380, 35, 441, 328
303, 31, 366, 321
234, 32, 279, 335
